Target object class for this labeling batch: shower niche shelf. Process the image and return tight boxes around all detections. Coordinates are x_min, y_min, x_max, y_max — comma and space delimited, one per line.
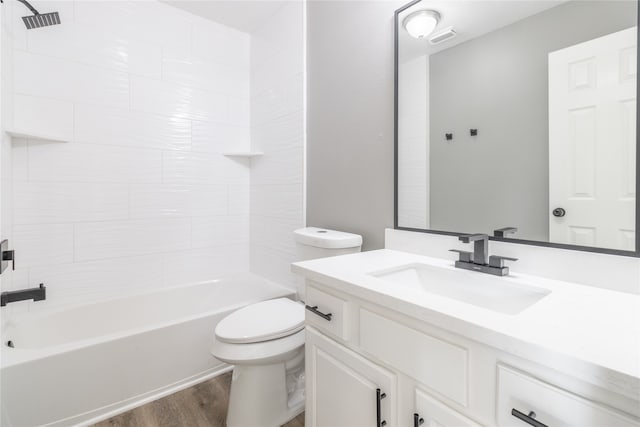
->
223, 152, 264, 158
5, 128, 68, 143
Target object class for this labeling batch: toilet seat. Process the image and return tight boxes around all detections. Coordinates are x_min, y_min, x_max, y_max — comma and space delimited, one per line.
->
212, 329, 305, 365
215, 298, 304, 344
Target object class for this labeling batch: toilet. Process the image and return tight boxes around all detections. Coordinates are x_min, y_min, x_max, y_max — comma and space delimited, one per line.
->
211, 227, 362, 427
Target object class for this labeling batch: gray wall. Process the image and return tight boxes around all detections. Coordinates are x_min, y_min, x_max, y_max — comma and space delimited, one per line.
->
306, 0, 405, 250
428, 1, 636, 241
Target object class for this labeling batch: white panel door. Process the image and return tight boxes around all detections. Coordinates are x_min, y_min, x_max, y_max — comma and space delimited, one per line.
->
305, 327, 397, 427
549, 27, 636, 250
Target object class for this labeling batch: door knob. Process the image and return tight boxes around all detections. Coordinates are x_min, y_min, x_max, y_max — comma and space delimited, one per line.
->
552, 208, 566, 217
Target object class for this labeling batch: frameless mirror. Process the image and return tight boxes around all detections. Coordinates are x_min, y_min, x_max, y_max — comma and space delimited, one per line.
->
395, 0, 640, 256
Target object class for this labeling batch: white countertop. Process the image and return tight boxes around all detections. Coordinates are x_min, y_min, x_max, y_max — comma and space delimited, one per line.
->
292, 249, 640, 399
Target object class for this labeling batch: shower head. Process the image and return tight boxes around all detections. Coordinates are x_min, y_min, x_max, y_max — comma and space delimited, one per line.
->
16, 0, 60, 29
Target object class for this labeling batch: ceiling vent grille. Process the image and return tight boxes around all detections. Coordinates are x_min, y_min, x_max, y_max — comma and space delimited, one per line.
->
429, 27, 457, 45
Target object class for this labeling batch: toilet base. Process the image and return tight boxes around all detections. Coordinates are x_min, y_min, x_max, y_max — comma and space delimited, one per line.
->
226, 350, 305, 427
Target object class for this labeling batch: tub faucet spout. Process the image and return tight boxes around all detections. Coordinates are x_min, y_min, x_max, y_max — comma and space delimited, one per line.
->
1, 283, 46, 307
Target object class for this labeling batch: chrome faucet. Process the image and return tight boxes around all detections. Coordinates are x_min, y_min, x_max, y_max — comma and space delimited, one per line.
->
450, 233, 517, 276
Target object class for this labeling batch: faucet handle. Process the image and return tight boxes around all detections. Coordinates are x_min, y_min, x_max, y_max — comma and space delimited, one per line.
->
489, 255, 518, 268
449, 249, 472, 263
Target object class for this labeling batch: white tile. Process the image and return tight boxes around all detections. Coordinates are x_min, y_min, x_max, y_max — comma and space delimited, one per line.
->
13, 223, 74, 268
73, 62, 129, 109
2, 138, 14, 245
398, 165, 427, 187
191, 21, 249, 69
131, 76, 225, 122
251, 147, 303, 185
0, 268, 30, 293
74, 105, 191, 151
13, 182, 129, 225
250, 184, 303, 220
192, 120, 250, 153
7, 0, 29, 50
29, 255, 164, 309
250, 1, 303, 68
129, 41, 163, 79
129, 184, 227, 219
250, 244, 299, 293
25, 17, 76, 61
192, 215, 249, 249
250, 215, 302, 254
14, 49, 75, 102
228, 184, 250, 216
80, 30, 129, 68
14, 52, 129, 108
251, 47, 303, 97
163, 244, 249, 287
25, 19, 160, 79
224, 96, 250, 127
11, 140, 29, 182
74, 218, 191, 262
74, 1, 191, 63
13, 94, 74, 140
189, 186, 230, 217
250, 72, 303, 127
162, 57, 249, 99
28, 142, 162, 183
162, 151, 249, 185
251, 110, 303, 151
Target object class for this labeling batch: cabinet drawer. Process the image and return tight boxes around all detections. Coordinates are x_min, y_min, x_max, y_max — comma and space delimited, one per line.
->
497, 364, 639, 427
360, 308, 468, 406
415, 388, 481, 427
305, 285, 348, 340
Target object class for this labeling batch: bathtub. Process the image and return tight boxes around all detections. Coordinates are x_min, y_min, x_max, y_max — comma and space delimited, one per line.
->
0, 273, 295, 427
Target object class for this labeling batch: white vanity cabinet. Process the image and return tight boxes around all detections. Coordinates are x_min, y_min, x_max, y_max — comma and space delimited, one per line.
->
303, 280, 640, 427
305, 327, 396, 427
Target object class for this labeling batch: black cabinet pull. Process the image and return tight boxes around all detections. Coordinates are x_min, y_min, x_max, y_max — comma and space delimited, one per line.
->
376, 388, 387, 427
512, 409, 548, 427
413, 413, 424, 427
305, 305, 332, 321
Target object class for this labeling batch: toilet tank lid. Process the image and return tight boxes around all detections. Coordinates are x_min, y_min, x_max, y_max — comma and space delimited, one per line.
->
294, 227, 363, 249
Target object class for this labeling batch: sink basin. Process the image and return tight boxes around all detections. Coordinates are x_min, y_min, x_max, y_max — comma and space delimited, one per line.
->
370, 263, 551, 315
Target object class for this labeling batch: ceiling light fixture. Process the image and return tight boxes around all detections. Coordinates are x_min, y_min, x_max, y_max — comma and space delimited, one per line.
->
403, 9, 441, 39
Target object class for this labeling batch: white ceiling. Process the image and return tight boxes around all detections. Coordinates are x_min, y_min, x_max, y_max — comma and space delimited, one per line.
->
162, 0, 288, 33
399, 1, 566, 62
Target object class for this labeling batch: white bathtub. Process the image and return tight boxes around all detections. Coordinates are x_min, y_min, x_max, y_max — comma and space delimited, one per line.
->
0, 273, 294, 427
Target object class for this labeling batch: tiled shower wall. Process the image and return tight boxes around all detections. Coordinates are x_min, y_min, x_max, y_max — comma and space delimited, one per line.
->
249, 2, 305, 294
3, 0, 253, 310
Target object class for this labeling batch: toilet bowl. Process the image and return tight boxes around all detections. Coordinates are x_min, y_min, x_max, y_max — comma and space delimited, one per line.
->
211, 227, 363, 427
211, 298, 305, 427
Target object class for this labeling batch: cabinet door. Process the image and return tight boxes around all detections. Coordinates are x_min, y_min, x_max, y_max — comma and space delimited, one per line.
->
415, 388, 482, 427
306, 326, 396, 427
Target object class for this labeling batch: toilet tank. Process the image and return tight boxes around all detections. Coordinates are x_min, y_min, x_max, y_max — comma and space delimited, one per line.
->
293, 227, 362, 261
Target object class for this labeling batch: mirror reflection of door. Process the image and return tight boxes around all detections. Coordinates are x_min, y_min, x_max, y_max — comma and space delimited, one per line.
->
549, 28, 637, 250
396, 0, 638, 253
